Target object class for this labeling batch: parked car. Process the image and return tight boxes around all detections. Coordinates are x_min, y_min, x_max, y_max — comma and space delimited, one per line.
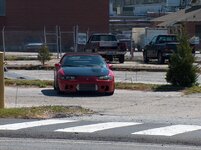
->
143, 34, 196, 64
24, 43, 44, 52
54, 53, 115, 95
143, 34, 179, 64
116, 34, 134, 52
84, 33, 127, 63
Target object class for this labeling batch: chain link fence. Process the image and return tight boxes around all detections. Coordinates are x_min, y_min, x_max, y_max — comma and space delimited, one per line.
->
0, 26, 98, 54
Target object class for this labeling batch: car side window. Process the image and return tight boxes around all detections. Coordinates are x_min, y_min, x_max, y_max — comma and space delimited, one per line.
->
91, 35, 100, 41
158, 37, 166, 43
150, 36, 157, 44
60, 56, 67, 65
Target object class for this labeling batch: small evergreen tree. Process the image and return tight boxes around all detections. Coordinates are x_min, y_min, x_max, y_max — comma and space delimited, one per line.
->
38, 45, 52, 66
166, 32, 199, 87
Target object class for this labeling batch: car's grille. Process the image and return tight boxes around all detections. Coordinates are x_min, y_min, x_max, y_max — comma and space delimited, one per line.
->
77, 84, 98, 91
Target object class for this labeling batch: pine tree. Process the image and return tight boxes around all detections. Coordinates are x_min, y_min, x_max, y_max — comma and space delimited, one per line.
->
166, 32, 198, 87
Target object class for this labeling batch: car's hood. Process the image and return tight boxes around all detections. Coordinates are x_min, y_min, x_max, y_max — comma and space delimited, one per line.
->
62, 66, 109, 76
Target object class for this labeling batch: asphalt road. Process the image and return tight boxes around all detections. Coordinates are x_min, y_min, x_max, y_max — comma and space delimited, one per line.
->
1, 118, 201, 146
1, 138, 201, 150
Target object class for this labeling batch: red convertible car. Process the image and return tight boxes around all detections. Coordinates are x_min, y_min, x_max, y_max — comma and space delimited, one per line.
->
54, 53, 115, 95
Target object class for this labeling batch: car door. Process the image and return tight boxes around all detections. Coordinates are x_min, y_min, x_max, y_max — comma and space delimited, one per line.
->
146, 36, 157, 58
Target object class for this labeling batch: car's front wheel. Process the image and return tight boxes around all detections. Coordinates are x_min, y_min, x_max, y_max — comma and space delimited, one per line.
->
54, 80, 64, 95
143, 51, 149, 63
56, 86, 65, 95
119, 55, 124, 63
158, 52, 165, 64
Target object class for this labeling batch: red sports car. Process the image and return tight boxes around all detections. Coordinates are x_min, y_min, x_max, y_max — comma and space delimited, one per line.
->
54, 53, 115, 95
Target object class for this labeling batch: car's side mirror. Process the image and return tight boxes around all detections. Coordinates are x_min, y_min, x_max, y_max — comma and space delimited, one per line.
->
107, 64, 113, 69
55, 63, 61, 70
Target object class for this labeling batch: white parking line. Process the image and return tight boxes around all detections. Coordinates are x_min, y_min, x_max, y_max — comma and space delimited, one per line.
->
55, 122, 142, 133
0, 119, 77, 130
132, 125, 201, 136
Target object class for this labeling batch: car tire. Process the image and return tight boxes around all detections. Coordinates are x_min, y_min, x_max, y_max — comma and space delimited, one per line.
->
143, 51, 149, 63
119, 55, 124, 63
108, 55, 113, 62
54, 80, 64, 95
158, 52, 165, 64
56, 87, 64, 95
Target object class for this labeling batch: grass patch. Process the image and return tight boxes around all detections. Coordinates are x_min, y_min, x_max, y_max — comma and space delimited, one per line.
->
115, 82, 157, 91
5, 55, 38, 61
184, 86, 201, 95
0, 106, 94, 119
5, 79, 201, 94
5, 79, 53, 88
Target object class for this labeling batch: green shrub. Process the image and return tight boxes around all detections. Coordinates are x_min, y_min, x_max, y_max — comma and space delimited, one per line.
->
38, 45, 52, 66
166, 32, 199, 87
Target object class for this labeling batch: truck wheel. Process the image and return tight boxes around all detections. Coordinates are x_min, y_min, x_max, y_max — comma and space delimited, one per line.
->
119, 55, 124, 63
158, 52, 165, 64
108, 55, 113, 62
143, 51, 149, 63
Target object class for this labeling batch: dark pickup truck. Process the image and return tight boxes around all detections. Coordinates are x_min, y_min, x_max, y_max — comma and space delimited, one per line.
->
84, 33, 127, 63
143, 34, 179, 64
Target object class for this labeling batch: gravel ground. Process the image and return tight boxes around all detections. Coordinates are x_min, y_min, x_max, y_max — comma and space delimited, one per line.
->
5, 87, 201, 124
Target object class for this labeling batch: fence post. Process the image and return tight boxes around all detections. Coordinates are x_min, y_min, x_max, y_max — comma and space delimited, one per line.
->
2, 26, 6, 57
74, 25, 78, 52
0, 52, 5, 108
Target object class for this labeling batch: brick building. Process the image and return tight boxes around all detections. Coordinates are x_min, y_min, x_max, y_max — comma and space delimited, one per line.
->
0, 0, 109, 51
0, 0, 109, 31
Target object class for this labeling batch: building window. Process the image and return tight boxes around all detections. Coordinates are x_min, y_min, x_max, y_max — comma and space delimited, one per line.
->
0, 0, 5, 16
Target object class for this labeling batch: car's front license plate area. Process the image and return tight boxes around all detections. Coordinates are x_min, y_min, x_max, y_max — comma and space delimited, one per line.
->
77, 84, 98, 91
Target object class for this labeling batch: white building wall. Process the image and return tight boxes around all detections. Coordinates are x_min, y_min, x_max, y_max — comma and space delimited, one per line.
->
133, 4, 163, 16
166, 0, 180, 6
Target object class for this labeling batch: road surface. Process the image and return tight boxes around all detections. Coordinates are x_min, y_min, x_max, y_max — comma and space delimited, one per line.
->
1, 138, 201, 150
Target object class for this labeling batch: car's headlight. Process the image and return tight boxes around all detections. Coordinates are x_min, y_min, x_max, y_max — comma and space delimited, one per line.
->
98, 75, 113, 80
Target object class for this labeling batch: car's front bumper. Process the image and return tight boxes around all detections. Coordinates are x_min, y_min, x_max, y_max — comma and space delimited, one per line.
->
58, 78, 115, 93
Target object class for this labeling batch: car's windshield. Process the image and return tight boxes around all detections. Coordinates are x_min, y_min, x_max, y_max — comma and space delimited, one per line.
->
61, 55, 106, 67
158, 35, 178, 43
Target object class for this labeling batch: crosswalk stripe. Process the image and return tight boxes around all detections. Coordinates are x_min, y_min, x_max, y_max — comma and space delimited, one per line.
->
0, 119, 77, 130
55, 122, 142, 133
132, 125, 201, 136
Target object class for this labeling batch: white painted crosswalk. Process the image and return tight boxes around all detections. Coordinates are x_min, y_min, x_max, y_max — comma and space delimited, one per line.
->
132, 125, 201, 136
0, 119, 201, 137
0, 119, 77, 130
55, 122, 141, 133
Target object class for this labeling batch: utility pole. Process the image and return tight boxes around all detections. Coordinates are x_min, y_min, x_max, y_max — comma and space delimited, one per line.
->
0, 52, 5, 108
2, 26, 6, 57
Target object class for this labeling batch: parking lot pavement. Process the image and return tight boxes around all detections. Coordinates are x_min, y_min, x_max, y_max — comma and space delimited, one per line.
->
4, 51, 201, 72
